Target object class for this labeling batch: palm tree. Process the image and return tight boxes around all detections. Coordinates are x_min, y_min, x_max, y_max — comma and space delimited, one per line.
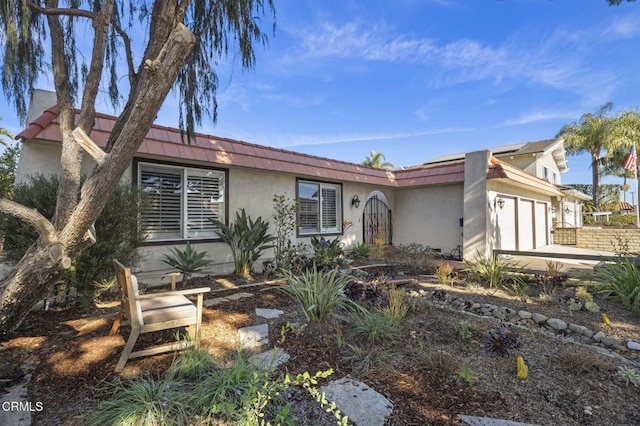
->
603, 109, 640, 203
556, 103, 628, 210
362, 151, 394, 169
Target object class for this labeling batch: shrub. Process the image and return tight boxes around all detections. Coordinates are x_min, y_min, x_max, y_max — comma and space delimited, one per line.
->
434, 261, 454, 285
595, 259, 640, 312
272, 194, 304, 273
464, 252, 523, 288
350, 309, 400, 345
210, 208, 276, 278
161, 242, 211, 283
310, 236, 344, 271
378, 284, 408, 324
4, 175, 146, 306
279, 268, 365, 323
352, 242, 370, 258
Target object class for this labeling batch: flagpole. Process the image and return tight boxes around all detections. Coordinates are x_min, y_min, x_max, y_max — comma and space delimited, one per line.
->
633, 141, 640, 228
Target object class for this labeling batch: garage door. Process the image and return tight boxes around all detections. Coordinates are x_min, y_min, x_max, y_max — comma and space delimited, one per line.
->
534, 202, 548, 248
518, 199, 534, 251
496, 197, 516, 250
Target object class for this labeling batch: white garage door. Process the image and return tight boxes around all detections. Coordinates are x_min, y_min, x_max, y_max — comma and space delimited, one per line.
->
534, 202, 548, 248
496, 197, 516, 250
518, 199, 534, 251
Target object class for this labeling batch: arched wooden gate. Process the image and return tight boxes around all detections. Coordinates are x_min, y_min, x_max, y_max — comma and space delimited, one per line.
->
363, 195, 392, 245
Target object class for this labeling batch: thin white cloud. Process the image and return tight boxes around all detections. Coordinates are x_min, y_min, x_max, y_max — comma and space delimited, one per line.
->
502, 110, 581, 126
601, 13, 640, 38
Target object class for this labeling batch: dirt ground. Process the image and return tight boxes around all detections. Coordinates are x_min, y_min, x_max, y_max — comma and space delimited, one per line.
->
1, 263, 639, 425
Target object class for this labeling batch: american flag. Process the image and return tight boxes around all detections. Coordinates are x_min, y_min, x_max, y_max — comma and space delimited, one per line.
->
623, 144, 637, 172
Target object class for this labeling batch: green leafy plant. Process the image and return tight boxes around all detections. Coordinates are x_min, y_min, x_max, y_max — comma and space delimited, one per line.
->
352, 242, 370, 258
617, 366, 640, 388
278, 268, 365, 323
412, 343, 458, 377
458, 364, 476, 386
595, 259, 640, 313
310, 236, 345, 271
342, 343, 395, 377
569, 286, 600, 312
454, 320, 474, 340
161, 241, 212, 283
272, 194, 306, 273
464, 252, 523, 288
378, 284, 408, 324
210, 208, 276, 278
350, 309, 400, 345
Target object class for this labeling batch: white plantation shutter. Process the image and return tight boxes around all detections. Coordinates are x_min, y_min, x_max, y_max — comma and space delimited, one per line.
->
139, 163, 226, 241
297, 180, 341, 235
186, 169, 225, 238
321, 186, 339, 232
140, 166, 182, 240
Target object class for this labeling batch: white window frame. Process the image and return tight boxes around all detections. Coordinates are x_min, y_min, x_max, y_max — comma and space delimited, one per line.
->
297, 179, 342, 236
542, 165, 550, 181
138, 162, 225, 241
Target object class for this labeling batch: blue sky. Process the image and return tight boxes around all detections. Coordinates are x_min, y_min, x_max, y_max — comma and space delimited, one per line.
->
2, 0, 640, 185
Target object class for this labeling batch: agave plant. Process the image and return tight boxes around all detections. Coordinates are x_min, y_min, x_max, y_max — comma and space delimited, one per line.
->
162, 241, 212, 283
210, 208, 276, 279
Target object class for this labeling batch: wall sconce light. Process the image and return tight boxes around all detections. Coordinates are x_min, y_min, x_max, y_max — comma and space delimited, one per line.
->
550, 205, 556, 214
564, 206, 570, 214
351, 195, 361, 208
494, 197, 505, 210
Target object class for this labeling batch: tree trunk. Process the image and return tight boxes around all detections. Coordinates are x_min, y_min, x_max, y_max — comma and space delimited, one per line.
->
0, 21, 196, 336
592, 152, 602, 210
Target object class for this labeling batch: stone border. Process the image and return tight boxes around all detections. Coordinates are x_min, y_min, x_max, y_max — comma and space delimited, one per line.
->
406, 287, 640, 367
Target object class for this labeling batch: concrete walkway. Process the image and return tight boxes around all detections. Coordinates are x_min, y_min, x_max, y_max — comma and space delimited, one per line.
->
499, 244, 616, 272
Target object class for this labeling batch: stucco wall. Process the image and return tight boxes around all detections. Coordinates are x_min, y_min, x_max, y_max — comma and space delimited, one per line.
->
15, 140, 390, 280
393, 183, 463, 254
554, 227, 640, 253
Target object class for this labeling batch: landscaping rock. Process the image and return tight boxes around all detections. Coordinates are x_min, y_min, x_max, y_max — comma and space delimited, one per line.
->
593, 331, 605, 342
204, 297, 229, 307
255, 308, 284, 319
546, 318, 567, 331
518, 310, 532, 319
320, 377, 393, 426
493, 310, 506, 320
627, 341, 640, 351
248, 347, 290, 370
238, 324, 269, 349
600, 337, 624, 348
569, 323, 594, 338
531, 313, 547, 324
226, 292, 254, 301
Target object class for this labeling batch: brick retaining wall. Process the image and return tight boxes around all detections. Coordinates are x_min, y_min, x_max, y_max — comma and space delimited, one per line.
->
553, 227, 640, 253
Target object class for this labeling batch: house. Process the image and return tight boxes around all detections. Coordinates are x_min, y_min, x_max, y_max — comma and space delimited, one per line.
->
14, 90, 584, 279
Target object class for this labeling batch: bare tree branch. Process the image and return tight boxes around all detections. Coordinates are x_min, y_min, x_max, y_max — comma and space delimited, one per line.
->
111, 19, 137, 87
26, 2, 96, 19
0, 199, 58, 245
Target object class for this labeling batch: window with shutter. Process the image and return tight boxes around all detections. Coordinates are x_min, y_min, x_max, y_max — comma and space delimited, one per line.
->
138, 162, 226, 241
297, 180, 341, 235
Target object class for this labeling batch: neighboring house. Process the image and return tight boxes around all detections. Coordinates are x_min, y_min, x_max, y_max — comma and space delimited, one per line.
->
14, 91, 583, 279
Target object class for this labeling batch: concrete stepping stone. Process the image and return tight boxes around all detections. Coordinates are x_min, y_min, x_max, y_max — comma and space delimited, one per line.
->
226, 292, 254, 301
248, 347, 290, 370
204, 297, 229, 307
238, 324, 269, 349
458, 415, 541, 426
255, 308, 284, 319
320, 377, 393, 426
0, 371, 32, 426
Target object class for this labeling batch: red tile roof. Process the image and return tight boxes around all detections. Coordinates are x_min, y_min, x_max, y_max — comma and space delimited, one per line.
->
17, 106, 469, 188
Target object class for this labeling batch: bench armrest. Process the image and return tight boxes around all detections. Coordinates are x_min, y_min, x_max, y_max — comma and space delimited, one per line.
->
135, 287, 211, 300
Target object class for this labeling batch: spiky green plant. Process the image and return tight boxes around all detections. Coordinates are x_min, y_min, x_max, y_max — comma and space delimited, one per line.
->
352, 242, 370, 258
161, 241, 211, 283
350, 310, 400, 345
464, 252, 523, 288
278, 269, 366, 323
595, 260, 640, 312
210, 208, 276, 278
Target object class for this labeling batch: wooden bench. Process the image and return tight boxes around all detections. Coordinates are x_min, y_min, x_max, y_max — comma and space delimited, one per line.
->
110, 260, 210, 372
